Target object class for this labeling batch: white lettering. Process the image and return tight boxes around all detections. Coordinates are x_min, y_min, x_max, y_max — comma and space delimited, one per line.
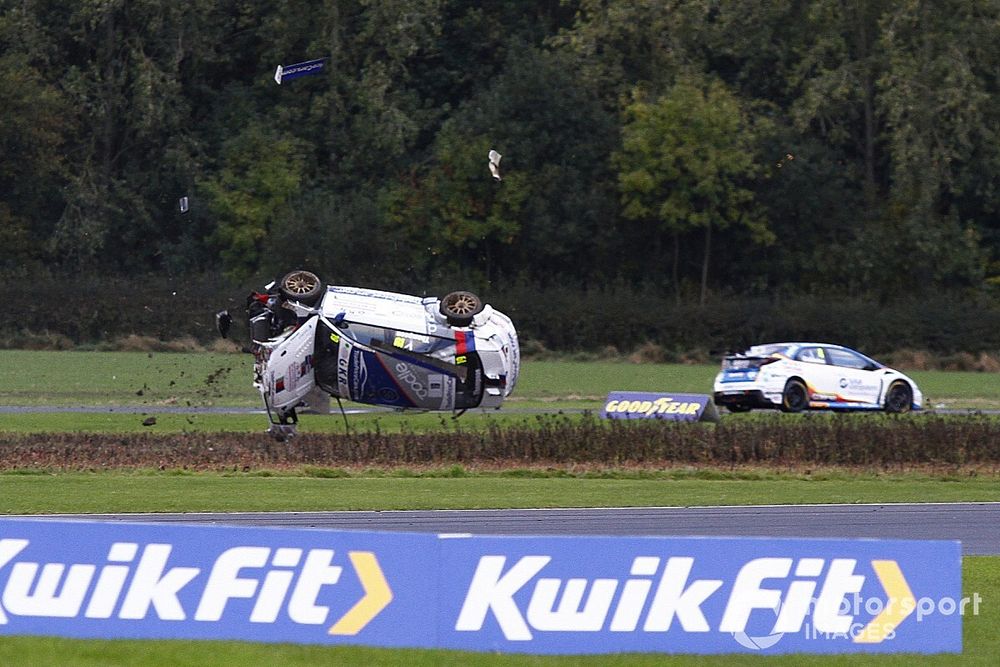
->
773, 558, 824, 633
0, 539, 30, 624
119, 544, 200, 621
719, 558, 792, 632
251, 548, 302, 623
394, 362, 427, 399
526, 578, 618, 631
2, 562, 95, 618
455, 555, 550, 640
644, 557, 722, 632
610, 557, 660, 631
813, 559, 865, 633
287, 549, 342, 624
85, 542, 138, 619
195, 547, 270, 621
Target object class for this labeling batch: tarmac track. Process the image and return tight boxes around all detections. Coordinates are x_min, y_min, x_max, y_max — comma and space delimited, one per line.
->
6, 406, 998, 555
20, 502, 1000, 555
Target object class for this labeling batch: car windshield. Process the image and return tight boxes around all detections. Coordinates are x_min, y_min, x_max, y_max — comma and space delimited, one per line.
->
827, 347, 882, 370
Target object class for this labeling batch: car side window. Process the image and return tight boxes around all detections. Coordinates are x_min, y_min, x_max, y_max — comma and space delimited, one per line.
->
796, 347, 826, 364
825, 347, 870, 370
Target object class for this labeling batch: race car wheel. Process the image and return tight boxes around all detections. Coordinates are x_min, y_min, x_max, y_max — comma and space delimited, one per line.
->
781, 379, 809, 413
440, 290, 483, 327
279, 270, 323, 305
884, 381, 913, 414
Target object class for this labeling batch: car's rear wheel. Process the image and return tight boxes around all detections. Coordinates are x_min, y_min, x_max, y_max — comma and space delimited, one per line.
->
781, 379, 809, 413
440, 291, 483, 327
279, 270, 323, 305
884, 381, 913, 414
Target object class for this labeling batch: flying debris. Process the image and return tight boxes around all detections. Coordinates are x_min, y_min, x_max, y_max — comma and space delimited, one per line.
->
488, 149, 502, 181
178, 196, 189, 213
274, 57, 328, 85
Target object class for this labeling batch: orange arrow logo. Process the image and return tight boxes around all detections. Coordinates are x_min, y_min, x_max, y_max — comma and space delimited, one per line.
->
853, 560, 916, 643
328, 551, 394, 635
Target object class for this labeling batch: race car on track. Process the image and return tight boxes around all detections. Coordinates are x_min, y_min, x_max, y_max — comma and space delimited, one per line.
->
713, 342, 922, 414
217, 270, 519, 439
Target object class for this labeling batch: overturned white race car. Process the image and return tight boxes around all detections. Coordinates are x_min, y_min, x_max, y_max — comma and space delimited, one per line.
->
218, 270, 519, 438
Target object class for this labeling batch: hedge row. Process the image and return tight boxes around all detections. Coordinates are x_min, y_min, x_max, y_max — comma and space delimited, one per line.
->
2, 416, 998, 471
7, 273, 1000, 355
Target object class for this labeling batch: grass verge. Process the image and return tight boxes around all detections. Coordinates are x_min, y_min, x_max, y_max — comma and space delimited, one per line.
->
2, 473, 1000, 514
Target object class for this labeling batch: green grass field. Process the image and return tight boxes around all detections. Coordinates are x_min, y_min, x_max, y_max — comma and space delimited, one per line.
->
1, 351, 997, 409
1, 351, 998, 438
4, 472, 1000, 514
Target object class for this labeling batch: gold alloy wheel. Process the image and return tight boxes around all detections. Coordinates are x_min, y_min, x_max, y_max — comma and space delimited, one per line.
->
283, 271, 319, 296
445, 292, 479, 315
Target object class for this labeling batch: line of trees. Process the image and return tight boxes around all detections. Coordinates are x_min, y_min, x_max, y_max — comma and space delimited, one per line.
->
2, 0, 999, 304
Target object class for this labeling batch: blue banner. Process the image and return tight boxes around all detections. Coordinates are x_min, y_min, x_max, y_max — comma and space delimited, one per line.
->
438, 535, 962, 654
274, 58, 327, 84
600, 391, 720, 422
0, 519, 436, 647
0, 520, 962, 654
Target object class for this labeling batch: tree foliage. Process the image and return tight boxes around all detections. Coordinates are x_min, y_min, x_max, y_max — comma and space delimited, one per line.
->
1, 0, 998, 303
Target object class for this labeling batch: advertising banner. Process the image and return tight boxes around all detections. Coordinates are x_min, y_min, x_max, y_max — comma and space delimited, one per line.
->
600, 391, 720, 422
274, 58, 327, 84
0, 520, 962, 654
439, 534, 962, 654
0, 519, 437, 647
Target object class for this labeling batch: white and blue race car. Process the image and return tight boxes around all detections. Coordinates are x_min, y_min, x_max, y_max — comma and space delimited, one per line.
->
219, 270, 519, 438
713, 342, 922, 414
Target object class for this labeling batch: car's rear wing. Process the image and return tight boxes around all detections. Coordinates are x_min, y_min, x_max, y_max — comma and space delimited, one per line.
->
720, 354, 782, 370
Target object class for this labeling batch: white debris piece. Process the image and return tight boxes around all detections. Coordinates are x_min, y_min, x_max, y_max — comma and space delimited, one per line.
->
488, 149, 502, 181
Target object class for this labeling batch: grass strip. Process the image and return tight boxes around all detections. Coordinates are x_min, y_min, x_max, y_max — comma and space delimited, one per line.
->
2, 474, 1000, 514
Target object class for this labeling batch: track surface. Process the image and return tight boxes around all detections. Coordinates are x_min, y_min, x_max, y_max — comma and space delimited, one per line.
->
22, 502, 1000, 555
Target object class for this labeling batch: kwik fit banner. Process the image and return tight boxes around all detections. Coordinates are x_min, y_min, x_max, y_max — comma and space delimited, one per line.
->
0, 520, 961, 654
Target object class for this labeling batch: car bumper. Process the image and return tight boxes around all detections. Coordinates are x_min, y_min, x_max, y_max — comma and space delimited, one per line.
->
713, 389, 778, 409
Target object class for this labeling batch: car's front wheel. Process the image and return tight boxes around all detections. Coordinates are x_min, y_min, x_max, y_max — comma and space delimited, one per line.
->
440, 291, 483, 327
279, 270, 323, 305
884, 381, 913, 414
780, 379, 809, 413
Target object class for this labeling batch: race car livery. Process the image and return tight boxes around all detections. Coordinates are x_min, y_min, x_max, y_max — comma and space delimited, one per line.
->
231, 273, 519, 438
713, 342, 922, 414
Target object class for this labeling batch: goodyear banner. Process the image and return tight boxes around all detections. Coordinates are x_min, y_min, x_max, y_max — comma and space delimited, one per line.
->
0, 520, 962, 654
601, 391, 720, 422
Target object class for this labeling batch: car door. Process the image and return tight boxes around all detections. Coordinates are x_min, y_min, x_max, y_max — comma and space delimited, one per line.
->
791, 346, 840, 400
823, 347, 882, 404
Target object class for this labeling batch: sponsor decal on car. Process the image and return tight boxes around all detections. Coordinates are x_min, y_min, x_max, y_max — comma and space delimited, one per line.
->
392, 361, 428, 400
